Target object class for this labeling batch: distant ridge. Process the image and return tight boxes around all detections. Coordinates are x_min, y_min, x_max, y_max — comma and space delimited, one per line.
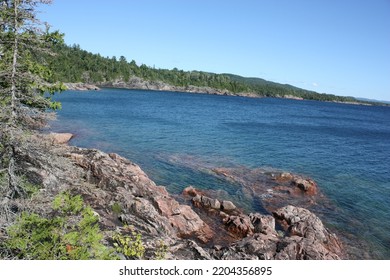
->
357, 97, 390, 104
224, 74, 313, 92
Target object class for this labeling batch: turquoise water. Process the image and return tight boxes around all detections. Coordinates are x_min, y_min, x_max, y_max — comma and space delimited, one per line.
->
50, 88, 390, 259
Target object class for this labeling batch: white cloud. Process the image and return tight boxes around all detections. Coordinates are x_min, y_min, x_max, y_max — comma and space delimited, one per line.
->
312, 82, 318, 87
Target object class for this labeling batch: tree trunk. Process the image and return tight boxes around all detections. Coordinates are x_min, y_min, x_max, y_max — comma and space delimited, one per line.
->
6, 0, 23, 198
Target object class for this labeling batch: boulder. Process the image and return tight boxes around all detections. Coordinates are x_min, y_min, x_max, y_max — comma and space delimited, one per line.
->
292, 178, 318, 195
153, 195, 182, 217
50, 133, 73, 144
273, 205, 343, 258
202, 196, 221, 210
182, 186, 201, 197
249, 213, 276, 235
223, 214, 254, 237
221, 200, 236, 211
209, 205, 343, 260
169, 205, 214, 243
191, 194, 221, 210
153, 195, 214, 243
273, 205, 327, 240
275, 172, 294, 182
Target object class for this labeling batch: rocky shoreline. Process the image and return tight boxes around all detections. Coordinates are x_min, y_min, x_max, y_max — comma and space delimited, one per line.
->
64, 79, 260, 98
98, 77, 260, 98
15, 132, 346, 259
64, 82, 100, 91
64, 80, 380, 106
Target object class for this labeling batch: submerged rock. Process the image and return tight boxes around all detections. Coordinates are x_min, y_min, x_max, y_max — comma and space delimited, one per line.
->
211, 167, 324, 212
291, 178, 318, 195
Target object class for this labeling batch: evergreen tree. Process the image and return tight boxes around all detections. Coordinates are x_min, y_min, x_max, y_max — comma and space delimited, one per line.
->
0, 0, 64, 212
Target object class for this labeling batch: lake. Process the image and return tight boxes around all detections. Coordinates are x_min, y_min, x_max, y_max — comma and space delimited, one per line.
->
50, 88, 390, 259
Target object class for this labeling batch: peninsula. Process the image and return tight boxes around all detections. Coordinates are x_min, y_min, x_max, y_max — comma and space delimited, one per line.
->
49, 44, 382, 105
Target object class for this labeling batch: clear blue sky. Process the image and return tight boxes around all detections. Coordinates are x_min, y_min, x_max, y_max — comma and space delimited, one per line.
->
40, 0, 390, 101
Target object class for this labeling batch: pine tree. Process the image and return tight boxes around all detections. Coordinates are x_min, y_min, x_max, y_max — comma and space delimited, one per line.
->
0, 0, 64, 214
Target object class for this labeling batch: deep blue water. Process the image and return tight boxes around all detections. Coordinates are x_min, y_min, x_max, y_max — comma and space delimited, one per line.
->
50, 88, 390, 259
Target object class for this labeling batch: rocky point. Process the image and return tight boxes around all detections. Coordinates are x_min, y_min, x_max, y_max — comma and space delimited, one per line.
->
14, 132, 345, 259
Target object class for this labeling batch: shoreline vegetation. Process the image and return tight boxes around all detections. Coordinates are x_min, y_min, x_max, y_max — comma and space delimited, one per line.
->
51, 44, 387, 106
63, 81, 380, 106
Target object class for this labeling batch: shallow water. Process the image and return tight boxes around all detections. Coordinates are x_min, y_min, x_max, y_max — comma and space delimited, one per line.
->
50, 88, 390, 259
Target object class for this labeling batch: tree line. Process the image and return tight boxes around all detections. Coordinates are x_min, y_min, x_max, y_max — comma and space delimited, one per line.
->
47, 43, 359, 103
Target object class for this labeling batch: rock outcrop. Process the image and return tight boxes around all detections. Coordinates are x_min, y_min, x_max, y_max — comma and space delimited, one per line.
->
99, 77, 259, 98
207, 203, 343, 260
64, 83, 100, 91
272, 205, 343, 259
182, 184, 343, 259
275, 172, 318, 195
68, 148, 214, 243
184, 186, 236, 212
14, 133, 345, 259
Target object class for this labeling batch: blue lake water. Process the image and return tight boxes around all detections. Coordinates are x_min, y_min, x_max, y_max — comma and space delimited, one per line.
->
50, 88, 390, 259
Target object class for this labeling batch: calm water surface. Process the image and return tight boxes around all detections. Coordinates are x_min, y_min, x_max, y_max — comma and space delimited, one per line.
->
50, 88, 390, 259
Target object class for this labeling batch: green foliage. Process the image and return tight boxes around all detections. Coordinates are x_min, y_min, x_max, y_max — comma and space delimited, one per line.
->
19, 176, 40, 198
44, 43, 363, 103
154, 240, 169, 260
62, 206, 116, 260
111, 202, 122, 215
0, 0, 65, 128
5, 212, 64, 259
3, 192, 118, 260
113, 226, 145, 259
52, 191, 83, 214
1, 0, 66, 199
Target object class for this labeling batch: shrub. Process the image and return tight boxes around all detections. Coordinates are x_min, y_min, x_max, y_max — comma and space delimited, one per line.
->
111, 202, 122, 216
20, 176, 41, 198
3, 191, 118, 260
52, 191, 83, 214
113, 226, 145, 259
154, 240, 169, 260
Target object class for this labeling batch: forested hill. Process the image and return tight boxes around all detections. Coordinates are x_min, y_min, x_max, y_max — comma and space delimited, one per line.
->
48, 43, 360, 103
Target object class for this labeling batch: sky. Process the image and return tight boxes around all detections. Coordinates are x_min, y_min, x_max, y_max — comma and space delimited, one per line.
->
39, 0, 390, 101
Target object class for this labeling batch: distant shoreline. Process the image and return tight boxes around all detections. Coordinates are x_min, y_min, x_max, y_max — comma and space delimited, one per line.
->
64, 81, 388, 107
